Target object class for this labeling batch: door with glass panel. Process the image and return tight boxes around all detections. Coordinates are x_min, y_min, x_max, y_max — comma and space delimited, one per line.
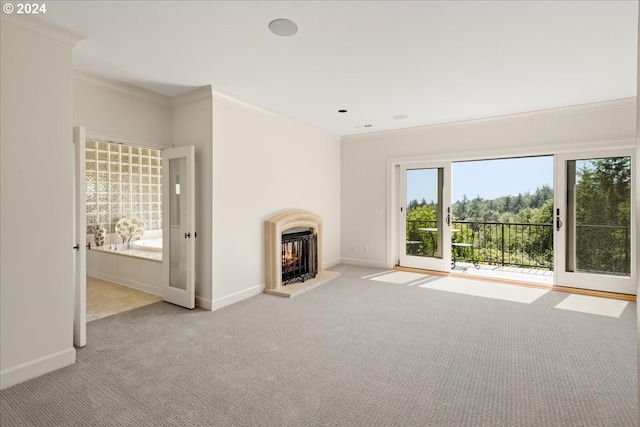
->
162, 146, 196, 308
555, 150, 636, 294
399, 162, 452, 271
73, 126, 87, 347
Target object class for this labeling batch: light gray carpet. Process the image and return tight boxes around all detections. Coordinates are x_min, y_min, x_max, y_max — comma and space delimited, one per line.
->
1, 265, 637, 426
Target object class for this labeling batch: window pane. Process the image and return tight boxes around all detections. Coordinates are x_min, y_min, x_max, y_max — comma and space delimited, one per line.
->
566, 157, 631, 276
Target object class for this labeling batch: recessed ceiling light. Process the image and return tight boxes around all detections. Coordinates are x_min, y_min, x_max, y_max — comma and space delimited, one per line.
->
338, 109, 348, 113
268, 19, 298, 37
393, 115, 408, 120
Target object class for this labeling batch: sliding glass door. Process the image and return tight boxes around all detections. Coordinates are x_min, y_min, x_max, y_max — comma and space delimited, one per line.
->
555, 150, 636, 294
398, 162, 452, 271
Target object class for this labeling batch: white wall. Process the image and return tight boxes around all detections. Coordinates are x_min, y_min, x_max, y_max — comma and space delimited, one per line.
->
1, 17, 83, 389
73, 71, 172, 145
341, 99, 637, 268
171, 87, 214, 308
211, 93, 341, 309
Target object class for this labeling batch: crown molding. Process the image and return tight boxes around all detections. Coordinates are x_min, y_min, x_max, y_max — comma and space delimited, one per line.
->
85, 130, 171, 150
171, 86, 213, 107
73, 70, 172, 107
386, 137, 637, 169
211, 89, 341, 140
1, 14, 84, 46
343, 98, 637, 142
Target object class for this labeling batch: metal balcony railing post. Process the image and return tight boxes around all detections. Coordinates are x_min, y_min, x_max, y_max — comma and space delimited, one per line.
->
500, 223, 504, 267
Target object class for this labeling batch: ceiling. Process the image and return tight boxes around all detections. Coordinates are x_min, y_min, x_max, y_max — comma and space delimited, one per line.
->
41, 1, 638, 136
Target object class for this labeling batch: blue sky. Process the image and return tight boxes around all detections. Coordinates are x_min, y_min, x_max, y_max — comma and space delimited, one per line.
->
407, 156, 554, 204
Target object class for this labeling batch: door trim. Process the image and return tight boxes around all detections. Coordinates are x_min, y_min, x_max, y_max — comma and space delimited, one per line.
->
74, 130, 171, 346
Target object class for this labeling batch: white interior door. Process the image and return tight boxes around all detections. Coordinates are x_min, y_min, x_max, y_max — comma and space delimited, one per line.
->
73, 126, 87, 347
555, 149, 636, 295
162, 146, 196, 308
398, 162, 452, 271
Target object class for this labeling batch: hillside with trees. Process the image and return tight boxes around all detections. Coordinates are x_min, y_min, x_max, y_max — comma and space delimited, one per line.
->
406, 185, 555, 269
451, 184, 553, 224
407, 184, 554, 226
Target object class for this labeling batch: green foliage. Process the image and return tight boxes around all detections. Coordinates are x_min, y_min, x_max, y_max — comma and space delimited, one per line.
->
452, 184, 553, 224
405, 203, 438, 256
574, 157, 631, 275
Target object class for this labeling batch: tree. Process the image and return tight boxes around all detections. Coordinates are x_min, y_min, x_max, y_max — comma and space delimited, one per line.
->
574, 157, 631, 275
405, 204, 438, 256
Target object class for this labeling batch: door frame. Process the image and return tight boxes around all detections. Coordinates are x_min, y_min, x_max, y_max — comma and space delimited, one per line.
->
554, 148, 636, 294
388, 142, 636, 287
74, 129, 171, 344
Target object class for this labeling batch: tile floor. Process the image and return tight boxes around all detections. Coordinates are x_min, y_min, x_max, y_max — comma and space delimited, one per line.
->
87, 277, 162, 322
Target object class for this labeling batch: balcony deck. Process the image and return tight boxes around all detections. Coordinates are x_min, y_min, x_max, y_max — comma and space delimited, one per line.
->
451, 262, 554, 285
407, 219, 630, 287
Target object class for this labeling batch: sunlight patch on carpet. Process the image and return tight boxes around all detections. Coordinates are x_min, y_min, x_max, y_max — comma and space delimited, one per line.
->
419, 278, 549, 303
361, 270, 395, 279
555, 294, 628, 318
369, 271, 429, 284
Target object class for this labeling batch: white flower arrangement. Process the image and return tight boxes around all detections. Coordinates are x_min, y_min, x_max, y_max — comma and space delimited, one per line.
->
115, 217, 146, 242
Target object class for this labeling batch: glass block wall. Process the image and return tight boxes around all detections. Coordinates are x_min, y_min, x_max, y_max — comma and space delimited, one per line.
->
85, 141, 162, 235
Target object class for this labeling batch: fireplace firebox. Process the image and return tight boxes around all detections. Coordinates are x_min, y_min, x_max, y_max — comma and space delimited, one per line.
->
282, 230, 318, 285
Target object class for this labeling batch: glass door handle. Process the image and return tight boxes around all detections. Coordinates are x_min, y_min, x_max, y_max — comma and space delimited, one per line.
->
556, 217, 563, 231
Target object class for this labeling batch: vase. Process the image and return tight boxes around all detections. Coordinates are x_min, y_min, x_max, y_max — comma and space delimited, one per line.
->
94, 225, 106, 246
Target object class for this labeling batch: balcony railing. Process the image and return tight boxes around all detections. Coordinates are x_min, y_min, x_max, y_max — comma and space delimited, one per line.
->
574, 224, 631, 276
406, 220, 554, 270
407, 220, 631, 275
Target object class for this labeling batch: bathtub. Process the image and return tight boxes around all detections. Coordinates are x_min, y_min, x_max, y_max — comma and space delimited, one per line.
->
87, 235, 162, 296
132, 238, 163, 252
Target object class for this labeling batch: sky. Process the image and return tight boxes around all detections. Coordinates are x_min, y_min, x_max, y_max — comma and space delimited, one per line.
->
406, 156, 554, 204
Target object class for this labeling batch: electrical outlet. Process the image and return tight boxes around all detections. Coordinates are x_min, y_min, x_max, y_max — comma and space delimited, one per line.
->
351, 245, 356, 251
365, 246, 369, 253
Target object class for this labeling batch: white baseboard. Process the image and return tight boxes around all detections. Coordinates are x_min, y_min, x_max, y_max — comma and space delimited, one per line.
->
87, 270, 162, 296
0, 347, 76, 390
211, 284, 265, 311
195, 295, 213, 311
340, 257, 389, 269
323, 257, 342, 269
